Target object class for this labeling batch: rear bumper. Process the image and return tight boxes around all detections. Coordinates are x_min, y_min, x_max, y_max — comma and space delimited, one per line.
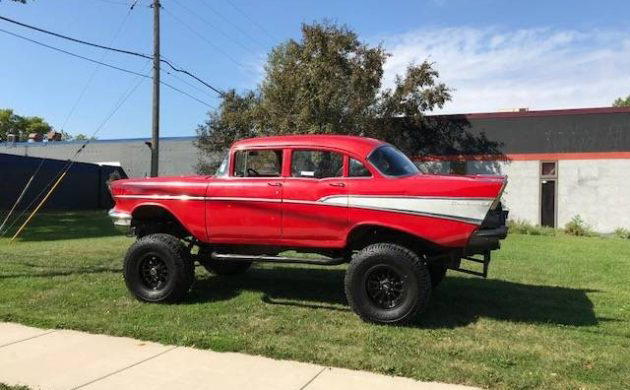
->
466, 205, 509, 254
467, 225, 508, 252
108, 209, 131, 234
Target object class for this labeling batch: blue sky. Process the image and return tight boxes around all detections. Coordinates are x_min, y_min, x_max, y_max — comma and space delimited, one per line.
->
0, 0, 629, 140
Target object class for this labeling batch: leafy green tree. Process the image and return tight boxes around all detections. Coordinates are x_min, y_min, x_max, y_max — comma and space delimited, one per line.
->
195, 22, 451, 173
72, 133, 98, 141
0, 108, 53, 141
613, 95, 630, 107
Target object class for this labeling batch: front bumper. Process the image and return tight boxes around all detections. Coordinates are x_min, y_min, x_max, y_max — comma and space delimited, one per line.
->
108, 209, 132, 234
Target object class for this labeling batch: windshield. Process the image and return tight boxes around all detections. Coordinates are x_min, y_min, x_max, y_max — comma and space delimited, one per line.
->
367, 145, 419, 177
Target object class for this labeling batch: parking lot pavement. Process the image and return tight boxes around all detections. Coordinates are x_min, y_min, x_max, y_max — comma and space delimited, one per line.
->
0, 323, 477, 390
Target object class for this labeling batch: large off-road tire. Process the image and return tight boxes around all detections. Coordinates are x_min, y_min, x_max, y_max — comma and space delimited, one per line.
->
344, 243, 431, 324
428, 263, 447, 289
123, 233, 195, 303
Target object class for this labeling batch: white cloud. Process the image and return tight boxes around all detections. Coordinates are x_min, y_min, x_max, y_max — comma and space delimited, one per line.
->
380, 27, 630, 113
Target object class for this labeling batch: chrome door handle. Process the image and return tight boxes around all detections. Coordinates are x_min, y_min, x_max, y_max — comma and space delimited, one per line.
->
268, 182, 282, 187
329, 182, 345, 187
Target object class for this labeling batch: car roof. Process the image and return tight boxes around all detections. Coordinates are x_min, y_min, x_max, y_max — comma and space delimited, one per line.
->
231, 135, 385, 157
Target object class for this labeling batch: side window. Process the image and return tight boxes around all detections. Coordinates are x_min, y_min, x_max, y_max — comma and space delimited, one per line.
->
450, 161, 467, 175
349, 158, 371, 177
292, 150, 343, 179
233, 149, 283, 177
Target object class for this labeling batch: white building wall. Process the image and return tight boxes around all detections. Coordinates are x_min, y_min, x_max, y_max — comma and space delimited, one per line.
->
558, 159, 630, 232
465, 160, 540, 225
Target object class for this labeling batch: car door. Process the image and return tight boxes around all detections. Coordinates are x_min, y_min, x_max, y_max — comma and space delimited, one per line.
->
206, 148, 283, 242
282, 148, 348, 244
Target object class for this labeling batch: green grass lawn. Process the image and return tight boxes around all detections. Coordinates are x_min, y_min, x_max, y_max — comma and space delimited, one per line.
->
1, 211, 629, 389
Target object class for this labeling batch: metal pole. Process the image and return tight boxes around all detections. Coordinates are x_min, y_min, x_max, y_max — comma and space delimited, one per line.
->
150, 0, 160, 177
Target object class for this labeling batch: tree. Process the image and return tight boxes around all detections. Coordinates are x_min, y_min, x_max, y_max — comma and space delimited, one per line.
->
613, 95, 630, 107
0, 108, 53, 141
195, 22, 451, 172
71, 133, 98, 141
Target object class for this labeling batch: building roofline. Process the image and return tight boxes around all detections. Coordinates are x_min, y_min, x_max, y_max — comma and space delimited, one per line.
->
1, 136, 197, 147
430, 106, 630, 120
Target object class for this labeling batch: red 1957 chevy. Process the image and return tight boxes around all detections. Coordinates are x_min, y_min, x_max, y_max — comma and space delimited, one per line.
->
109, 135, 508, 324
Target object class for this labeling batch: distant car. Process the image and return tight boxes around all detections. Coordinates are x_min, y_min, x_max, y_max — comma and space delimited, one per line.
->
109, 135, 508, 324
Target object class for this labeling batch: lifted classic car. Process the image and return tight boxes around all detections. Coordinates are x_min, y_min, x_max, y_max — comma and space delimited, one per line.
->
109, 135, 508, 324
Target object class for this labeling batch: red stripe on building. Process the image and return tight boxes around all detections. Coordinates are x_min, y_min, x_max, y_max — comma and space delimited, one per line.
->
431, 106, 630, 120
414, 152, 630, 162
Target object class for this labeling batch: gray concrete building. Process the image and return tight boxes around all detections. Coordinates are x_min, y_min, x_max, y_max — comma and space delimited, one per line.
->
3, 106, 630, 232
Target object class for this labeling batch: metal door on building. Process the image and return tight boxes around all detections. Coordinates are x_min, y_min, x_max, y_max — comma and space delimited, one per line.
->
540, 161, 557, 227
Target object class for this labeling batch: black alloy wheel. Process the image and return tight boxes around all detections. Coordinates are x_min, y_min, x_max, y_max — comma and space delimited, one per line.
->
365, 265, 407, 309
139, 253, 170, 290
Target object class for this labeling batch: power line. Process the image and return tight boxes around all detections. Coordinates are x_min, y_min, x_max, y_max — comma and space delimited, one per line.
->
0, 28, 215, 108
0, 14, 225, 96
0, 28, 150, 77
171, 0, 257, 52
162, 68, 217, 100
0, 27, 150, 77
90, 0, 136, 6
162, 80, 216, 108
0, 15, 152, 61
161, 7, 247, 71
197, 0, 267, 49
223, 0, 278, 42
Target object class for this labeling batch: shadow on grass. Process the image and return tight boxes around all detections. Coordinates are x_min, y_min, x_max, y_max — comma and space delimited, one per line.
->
5, 211, 120, 242
190, 266, 599, 328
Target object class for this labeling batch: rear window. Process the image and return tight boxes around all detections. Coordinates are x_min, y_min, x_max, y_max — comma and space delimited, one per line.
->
367, 145, 419, 177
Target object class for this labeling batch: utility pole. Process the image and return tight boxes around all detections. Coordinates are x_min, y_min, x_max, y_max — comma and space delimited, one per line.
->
150, 0, 160, 177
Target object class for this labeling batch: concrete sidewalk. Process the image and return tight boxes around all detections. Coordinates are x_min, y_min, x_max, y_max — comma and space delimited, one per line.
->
0, 323, 476, 390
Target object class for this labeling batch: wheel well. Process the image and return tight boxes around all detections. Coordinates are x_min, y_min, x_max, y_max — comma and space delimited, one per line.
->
131, 205, 190, 238
346, 225, 441, 256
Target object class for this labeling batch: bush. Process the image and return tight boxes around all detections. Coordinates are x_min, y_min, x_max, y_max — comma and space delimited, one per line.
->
564, 215, 594, 237
613, 227, 630, 239
507, 219, 557, 236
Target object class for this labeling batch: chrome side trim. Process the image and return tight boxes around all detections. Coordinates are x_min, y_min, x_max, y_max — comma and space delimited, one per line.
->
205, 197, 282, 203
130, 181, 209, 187
116, 194, 206, 201
318, 194, 495, 202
